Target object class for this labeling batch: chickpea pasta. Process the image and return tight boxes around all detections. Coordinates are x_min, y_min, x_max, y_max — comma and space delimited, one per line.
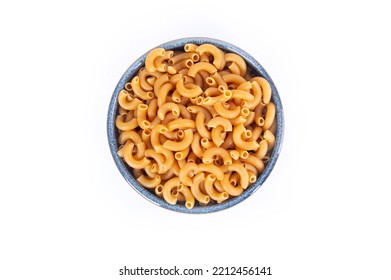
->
115, 43, 277, 209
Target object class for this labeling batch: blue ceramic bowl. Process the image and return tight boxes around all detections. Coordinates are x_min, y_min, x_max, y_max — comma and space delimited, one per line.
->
107, 37, 284, 213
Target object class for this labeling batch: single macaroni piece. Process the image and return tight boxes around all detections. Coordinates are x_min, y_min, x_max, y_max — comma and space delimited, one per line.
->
145, 48, 165, 72
116, 43, 276, 208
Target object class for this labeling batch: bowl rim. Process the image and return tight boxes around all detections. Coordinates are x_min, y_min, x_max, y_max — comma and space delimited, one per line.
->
107, 37, 284, 214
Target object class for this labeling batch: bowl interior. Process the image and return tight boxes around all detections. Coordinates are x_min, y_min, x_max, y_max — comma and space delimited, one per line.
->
107, 37, 284, 213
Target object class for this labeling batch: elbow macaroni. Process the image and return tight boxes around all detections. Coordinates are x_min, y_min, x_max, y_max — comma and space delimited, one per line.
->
116, 43, 277, 208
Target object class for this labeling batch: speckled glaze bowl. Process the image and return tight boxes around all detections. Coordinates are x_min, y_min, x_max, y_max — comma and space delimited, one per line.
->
107, 37, 284, 213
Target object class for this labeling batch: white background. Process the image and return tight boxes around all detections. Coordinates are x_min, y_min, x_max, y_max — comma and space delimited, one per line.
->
1, 1, 390, 279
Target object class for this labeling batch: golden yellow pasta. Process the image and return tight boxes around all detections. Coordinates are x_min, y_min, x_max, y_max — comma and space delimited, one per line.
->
116, 43, 277, 208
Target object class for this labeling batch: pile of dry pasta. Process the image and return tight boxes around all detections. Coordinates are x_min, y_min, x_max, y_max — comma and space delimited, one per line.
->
116, 43, 276, 209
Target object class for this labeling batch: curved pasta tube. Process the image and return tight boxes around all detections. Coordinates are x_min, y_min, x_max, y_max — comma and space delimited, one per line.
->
136, 104, 151, 129
118, 91, 143, 110
167, 59, 193, 74
213, 102, 241, 119
263, 130, 275, 150
177, 184, 195, 209
163, 129, 193, 151
202, 147, 232, 165
162, 177, 180, 205
255, 139, 268, 159
262, 102, 276, 131
227, 163, 249, 190
220, 132, 234, 150
191, 132, 204, 158
179, 162, 198, 186
118, 130, 143, 145
154, 145, 175, 176
191, 172, 210, 205
243, 112, 255, 127
155, 50, 173, 72
131, 76, 154, 100
138, 68, 162, 91
177, 104, 192, 119
166, 119, 196, 131
196, 44, 225, 70
251, 77, 272, 105
243, 81, 262, 110
169, 52, 199, 65
137, 174, 161, 189
187, 62, 218, 77
144, 163, 157, 178
157, 102, 180, 120
151, 124, 168, 148
204, 174, 229, 202
145, 149, 166, 174
195, 112, 211, 139
208, 116, 233, 132
202, 90, 232, 106
187, 105, 212, 122
157, 82, 173, 108
195, 163, 224, 180
228, 62, 241, 75
169, 73, 184, 86
231, 89, 254, 101
115, 115, 139, 131
225, 53, 247, 77
237, 81, 252, 91
210, 126, 225, 147
243, 155, 264, 173
222, 73, 247, 85
211, 72, 228, 89
154, 74, 170, 97
145, 48, 165, 72
184, 43, 198, 53
123, 141, 151, 169
221, 173, 243, 196
232, 124, 259, 151
176, 78, 203, 98
147, 98, 158, 120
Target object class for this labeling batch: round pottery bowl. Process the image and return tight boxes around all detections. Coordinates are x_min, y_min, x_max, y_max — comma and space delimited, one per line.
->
107, 37, 284, 213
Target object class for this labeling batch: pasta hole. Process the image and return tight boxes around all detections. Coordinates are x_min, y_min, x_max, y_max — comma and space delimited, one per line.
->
223, 90, 232, 99
205, 196, 210, 204
224, 160, 232, 166
257, 117, 265, 126
230, 180, 237, 186
184, 44, 191, 52
240, 151, 249, 159
218, 86, 225, 93
192, 54, 199, 61
139, 104, 148, 110
196, 97, 203, 105
175, 153, 183, 160
203, 97, 211, 104
156, 185, 163, 193
209, 174, 216, 180
186, 59, 193, 68
222, 192, 229, 199
177, 130, 184, 138
172, 109, 180, 116
147, 92, 154, 99
241, 108, 250, 116
143, 129, 151, 136
245, 130, 252, 138
125, 83, 132, 91
185, 202, 193, 209
206, 77, 215, 85
142, 121, 151, 128
168, 59, 174, 65
228, 84, 235, 90
133, 76, 140, 83
250, 176, 256, 183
